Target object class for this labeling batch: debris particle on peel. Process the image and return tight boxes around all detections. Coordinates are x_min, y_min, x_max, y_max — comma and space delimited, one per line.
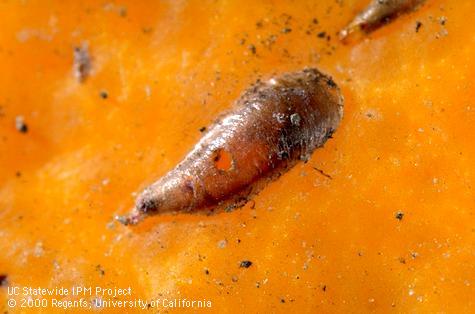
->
73, 43, 91, 82
239, 260, 253, 268
395, 211, 404, 220
15, 115, 28, 133
0, 274, 7, 286
415, 21, 423, 32
100, 90, 109, 99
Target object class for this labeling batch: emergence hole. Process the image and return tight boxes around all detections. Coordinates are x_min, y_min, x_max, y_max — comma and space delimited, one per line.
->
213, 148, 234, 171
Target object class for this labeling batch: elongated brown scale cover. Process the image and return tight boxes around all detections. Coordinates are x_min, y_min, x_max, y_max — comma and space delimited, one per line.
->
339, 0, 425, 41
118, 68, 343, 225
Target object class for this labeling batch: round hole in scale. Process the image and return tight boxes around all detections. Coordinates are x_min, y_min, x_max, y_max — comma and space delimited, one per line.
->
213, 148, 234, 171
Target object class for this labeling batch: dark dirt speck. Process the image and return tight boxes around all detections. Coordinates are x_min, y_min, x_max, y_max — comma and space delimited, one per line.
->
395, 211, 404, 220
15, 116, 28, 133
100, 90, 108, 99
281, 27, 292, 34
239, 260, 252, 268
415, 21, 423, 32
0, 274, 8, 286
95, 264, 105, 276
